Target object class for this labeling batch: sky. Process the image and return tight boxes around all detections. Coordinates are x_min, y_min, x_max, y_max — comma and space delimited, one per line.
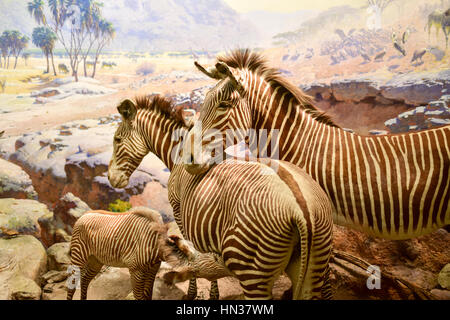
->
223, 0, 367, 13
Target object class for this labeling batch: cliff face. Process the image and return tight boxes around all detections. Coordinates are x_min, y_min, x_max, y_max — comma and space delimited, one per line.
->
300, 70, 450, 134
0, 115, 169, 209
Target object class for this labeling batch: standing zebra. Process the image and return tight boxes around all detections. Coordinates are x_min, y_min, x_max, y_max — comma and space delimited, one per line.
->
187, 49, 450, 240
107, 96, 334, 299
67, 207, 172, 300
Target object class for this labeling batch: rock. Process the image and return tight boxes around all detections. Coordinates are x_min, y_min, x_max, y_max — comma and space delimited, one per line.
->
430, 288, 450, 300
0, 235, 47, 300
384, 96, 450, 133
438, 264, 450, 290
43, 267, 132, 300
380, 70, 450, 106
9, 275, 42, 300
41, 270, 69, 284
4, 116, 167, 208
129, 182, 174, 223
0, 198, 52, 239
369, 129, 388, 135
0, 158, 37, 200
47, 242, 71, 271
331, 78, 381, 102
331, 225, 450, 299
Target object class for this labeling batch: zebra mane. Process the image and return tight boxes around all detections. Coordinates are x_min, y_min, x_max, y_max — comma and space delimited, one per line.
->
134, 95, 187, 127
217, 49, 339, 128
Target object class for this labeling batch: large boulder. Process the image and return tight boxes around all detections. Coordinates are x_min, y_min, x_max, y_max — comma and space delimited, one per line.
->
0, 158, 37, 200
47, 242, 71, 272
0, 235, 47, 300
42, 267, 132, 300
39, 192, 90, 247
438, 264, 450, 290
0, 198, 52, 239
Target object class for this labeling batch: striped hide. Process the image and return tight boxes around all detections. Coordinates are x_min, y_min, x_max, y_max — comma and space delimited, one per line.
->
187, 49, 450, 240
107, 96, 334, 299
67, 207, 169, 300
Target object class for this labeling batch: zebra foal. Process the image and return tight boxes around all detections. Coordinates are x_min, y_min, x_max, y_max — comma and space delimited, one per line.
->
67, 207, 172, 300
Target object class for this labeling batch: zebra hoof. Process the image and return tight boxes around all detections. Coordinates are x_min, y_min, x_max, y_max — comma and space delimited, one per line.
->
182, 294, 196, 300
281, 287, 293, 300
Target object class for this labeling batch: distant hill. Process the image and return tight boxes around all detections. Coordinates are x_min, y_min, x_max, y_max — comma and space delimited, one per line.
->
0, 0, 261, 52
98, 0, 262, 52
241, 10, 319, 46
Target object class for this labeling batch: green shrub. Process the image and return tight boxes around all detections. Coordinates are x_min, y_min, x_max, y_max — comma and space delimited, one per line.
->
108, 199, 132, 213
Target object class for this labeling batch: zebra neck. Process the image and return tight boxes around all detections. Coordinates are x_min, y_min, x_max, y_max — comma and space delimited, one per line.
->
138, 110, 186, 171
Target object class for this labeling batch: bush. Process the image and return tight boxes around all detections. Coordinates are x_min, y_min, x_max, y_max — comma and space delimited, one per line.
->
108, 199, 132, 212
136, 61, 156, 76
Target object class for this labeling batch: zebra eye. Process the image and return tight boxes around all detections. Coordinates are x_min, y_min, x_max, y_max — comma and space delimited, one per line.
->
114, 137, 122, 143
217, 101, 232, 110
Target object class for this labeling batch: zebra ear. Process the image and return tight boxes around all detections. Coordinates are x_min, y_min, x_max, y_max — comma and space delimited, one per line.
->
194, 61, 223, 80
118, 99, 137, 121
215, 62, 244, 95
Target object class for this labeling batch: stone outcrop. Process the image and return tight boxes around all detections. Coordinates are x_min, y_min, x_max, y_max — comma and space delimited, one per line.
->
384, 95, 450, 133
0, 198, 52, 240
38, 193, 90, 247
0, 158, 37, 200
47, 242, 71, 272
301, 70, 450, 107
0, 235, 47, 300
0, 115, 169, 209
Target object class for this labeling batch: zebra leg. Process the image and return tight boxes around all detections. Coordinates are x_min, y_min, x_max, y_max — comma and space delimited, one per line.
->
80, 257, 103, 300
130, 269, 149, 300
209, 280, 219, 300
184, 278, 197, 300
142, 263, 160, 300
320, 264, 333, 300
66, 288, 76, 300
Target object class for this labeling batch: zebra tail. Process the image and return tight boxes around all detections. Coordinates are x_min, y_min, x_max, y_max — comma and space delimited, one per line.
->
287, 215, 311, 300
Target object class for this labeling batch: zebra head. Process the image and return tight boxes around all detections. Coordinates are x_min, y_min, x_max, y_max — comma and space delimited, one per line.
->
183, 61, 251, 175
108, 99, 149, 189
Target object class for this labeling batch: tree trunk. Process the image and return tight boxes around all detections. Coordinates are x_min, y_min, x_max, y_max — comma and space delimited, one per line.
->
50, 51, 57, 76
45, 52, 49, 73
83, 57, 87, 77
91, 56, 98, 78
6, 55, 10, 69
14, 56, 18, 69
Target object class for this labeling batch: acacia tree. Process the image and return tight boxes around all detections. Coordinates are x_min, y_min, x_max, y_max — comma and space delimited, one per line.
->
90, 18, 114, 78
366, 0, 397, 30
27, 0, 113, 81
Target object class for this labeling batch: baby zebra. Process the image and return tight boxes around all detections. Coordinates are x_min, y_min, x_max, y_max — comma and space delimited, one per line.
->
67, 207, 173, 300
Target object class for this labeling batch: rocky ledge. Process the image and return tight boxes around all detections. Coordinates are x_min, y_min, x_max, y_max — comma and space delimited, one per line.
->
301, 70, 450, 107
0, 115, 169, 209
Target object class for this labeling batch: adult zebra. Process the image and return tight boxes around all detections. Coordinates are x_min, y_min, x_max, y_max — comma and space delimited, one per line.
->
186, 49, 450, 240
107, 96, 334, 299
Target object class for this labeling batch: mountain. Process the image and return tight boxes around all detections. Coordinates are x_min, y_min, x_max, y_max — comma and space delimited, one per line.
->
241, 10, 319, 46
101, 0, 262, 52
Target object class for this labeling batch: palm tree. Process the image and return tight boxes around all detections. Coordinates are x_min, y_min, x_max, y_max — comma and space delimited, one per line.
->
11, 33, 29, 69
0, 35, 8, 68
1, 31, 14, 69
32, 27, 49, 73
27, 0, 46, 25
32, 27, 57, 75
